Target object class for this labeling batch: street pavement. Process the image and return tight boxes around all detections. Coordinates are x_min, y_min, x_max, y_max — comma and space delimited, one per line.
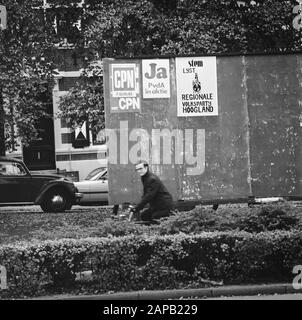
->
206, 293, 302, 300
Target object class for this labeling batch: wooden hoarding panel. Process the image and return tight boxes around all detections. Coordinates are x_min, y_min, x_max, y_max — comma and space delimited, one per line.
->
178, 56, 251, 201
247, 55, 300, 197
104, 54, 302, 205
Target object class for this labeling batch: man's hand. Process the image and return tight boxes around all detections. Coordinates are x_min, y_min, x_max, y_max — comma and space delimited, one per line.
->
128, 205, 136, 213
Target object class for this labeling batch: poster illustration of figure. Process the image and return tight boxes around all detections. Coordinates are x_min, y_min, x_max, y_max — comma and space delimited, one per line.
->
192, 73, 201, 92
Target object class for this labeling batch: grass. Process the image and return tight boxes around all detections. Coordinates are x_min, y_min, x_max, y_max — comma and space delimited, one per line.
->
1, 202, 302, 245
0, 205, 114, 244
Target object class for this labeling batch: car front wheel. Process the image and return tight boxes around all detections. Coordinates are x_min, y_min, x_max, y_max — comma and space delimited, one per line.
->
40, 189, 72, 213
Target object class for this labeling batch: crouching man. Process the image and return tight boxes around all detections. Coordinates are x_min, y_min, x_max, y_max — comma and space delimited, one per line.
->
130, 161, 174, 222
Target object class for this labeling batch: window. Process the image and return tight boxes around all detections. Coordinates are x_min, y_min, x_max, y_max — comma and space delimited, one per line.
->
61, 133, 72, 144
34, 0, 84, 45
59, 77, 80, 91
98, 171, 107, 181
93, 128, 106, 145
85, 167, 107, 180
47, 7, 82, 44
0, 162, 27, 176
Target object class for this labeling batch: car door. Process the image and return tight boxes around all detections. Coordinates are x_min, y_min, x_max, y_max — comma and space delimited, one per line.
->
89, 171, 108, 203
0, 161, 32, 203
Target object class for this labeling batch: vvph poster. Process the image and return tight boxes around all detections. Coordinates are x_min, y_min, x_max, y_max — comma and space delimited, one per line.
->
176, 57, 218, 117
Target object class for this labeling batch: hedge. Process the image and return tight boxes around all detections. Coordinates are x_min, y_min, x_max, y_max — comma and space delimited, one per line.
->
1, 230, 302, 298
1, 202, 301, 245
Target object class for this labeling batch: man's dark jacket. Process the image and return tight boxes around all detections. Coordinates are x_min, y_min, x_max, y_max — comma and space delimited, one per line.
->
135, 170, 173, 212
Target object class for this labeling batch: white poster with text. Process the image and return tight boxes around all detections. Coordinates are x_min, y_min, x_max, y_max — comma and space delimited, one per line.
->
142, 59, 170, 98
176, 57, 218, 116
109, 63, 141, 113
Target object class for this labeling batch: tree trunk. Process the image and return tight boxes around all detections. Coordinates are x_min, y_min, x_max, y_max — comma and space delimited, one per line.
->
0, 86, 6, 156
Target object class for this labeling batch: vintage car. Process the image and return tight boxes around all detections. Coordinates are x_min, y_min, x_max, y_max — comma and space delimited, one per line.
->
0, 157, 82, 212
74, 167, 108, 205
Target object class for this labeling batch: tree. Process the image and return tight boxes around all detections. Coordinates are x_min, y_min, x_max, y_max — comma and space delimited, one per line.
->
0, 0, 58, 156
242, 0, 301, 53
57, 61, 105, 138
58, 0, 302, 131
83, 0, 302, 56
83, 0, 171, 57
58, 0, 169, 131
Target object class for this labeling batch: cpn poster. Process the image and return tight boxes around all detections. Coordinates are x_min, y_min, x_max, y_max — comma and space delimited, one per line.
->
109, 63, 141, 113
176, 57, 218, 117
142, 59, 170, 98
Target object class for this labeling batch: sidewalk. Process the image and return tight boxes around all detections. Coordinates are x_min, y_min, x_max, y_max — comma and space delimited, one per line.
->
207, 293, 302, 300
32, 283, 302, 300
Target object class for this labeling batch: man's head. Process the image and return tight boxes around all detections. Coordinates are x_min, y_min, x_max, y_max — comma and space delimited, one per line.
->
135, 161, 149, 177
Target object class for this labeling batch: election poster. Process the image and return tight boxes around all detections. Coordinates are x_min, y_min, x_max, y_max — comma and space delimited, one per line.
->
109, 63, 141, 113
142, 59, 170, 98
175, 57, 218, 117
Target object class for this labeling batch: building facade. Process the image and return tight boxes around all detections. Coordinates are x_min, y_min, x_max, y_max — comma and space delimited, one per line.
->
52, 50, 107, 181
9, 0, 107, 181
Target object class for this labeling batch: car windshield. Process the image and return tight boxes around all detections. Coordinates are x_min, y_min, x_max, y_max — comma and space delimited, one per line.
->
90, 170, 107, 181
84, 167, 107, 180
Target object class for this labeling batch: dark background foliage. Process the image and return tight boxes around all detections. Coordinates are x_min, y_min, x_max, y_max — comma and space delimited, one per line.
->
1, 0, 301, 153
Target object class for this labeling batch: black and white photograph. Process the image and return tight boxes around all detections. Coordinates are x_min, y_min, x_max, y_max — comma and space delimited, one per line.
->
1, 0, 302, 313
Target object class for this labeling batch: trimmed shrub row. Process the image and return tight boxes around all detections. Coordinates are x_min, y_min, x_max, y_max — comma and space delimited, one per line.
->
1, 202, 301, 245
1, 230, 302, 298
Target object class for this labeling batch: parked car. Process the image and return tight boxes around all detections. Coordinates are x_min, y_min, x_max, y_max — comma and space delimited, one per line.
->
74, 168, 108, 205
0, 157, 82, 212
